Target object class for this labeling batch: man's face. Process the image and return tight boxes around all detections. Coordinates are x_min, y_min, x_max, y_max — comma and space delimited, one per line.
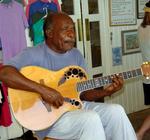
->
48, 15, 76, 53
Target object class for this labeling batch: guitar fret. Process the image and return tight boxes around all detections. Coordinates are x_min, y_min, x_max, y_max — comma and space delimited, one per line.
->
78, 82, 84, 91
94, 78, 101, 88
77, 82, 82, 92
98, 77, 105, 86
132, 69, 137, 77
137, 68, 142, 76
91, 79, 96, 89
103, 76, 109, 85
123, 72, 128, 79
87, 80, 93, 89
108, 75, 112, 84
81, 82, 86, 91
83, 81, 88, 90
118, 73, 123, 77
127, 71, 132, 78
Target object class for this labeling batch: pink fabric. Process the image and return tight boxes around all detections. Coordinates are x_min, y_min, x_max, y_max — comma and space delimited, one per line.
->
0, 83, 12, 127
0, 0, 28, 63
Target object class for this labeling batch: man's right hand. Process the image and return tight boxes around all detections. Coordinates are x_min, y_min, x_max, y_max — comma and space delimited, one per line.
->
40, 86, 64, 108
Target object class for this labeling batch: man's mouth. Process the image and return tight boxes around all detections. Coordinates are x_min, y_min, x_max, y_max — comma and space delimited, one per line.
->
64, 40, 75, 43
64, 40, 75, 46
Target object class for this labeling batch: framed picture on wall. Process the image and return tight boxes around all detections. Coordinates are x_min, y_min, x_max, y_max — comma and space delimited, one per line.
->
137, 0, 149, 19
109, 0, 136, 26
121, 29, 140, 55
112, 47, 122, 66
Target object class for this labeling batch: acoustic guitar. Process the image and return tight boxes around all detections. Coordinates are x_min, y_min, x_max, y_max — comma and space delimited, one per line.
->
8, 63, 150, 131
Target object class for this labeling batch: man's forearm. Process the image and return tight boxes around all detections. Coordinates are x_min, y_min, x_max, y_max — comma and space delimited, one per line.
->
0, 65, 41, 92
80, 89, 108, 101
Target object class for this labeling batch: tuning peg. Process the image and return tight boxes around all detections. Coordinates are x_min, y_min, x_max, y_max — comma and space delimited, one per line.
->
143, 61, 149, 65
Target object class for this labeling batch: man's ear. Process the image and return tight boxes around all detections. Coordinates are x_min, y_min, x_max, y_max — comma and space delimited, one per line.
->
46, 30, 52, 38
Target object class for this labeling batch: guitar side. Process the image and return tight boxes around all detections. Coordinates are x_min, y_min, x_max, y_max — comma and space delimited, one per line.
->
8, 66, 87, 131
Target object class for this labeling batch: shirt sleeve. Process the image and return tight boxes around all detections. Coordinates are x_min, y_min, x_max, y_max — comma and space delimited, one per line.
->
5, 48, 34, 70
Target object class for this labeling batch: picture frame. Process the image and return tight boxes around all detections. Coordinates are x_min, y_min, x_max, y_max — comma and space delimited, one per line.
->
137, 0, 149, 19
121, 29, 140, 55
109, 0, 136, 26
112, 47, 122, 66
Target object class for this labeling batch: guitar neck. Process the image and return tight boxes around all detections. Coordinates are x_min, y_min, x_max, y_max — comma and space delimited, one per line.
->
77, 68, 142, 92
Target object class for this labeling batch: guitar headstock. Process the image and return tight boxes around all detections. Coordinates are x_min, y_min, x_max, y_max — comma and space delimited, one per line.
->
141, 62, 150, 79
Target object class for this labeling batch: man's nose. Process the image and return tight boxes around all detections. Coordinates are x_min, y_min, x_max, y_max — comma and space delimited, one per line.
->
67, 30, 76, 38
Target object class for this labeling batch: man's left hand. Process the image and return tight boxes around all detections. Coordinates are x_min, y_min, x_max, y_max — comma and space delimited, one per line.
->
104, 75, 124, 96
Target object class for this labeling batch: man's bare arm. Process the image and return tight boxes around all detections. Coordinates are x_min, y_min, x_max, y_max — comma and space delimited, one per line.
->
0, 65, 64, 108
0, 65, 43, 91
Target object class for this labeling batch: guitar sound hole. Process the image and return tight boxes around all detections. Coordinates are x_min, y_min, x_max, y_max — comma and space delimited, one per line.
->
67, 71, 72, 76
72, 69, 78, 75
74, 101, 80, 106
69, 99, 80, 106
79, 72, 83, 77
64, 67, 86, 80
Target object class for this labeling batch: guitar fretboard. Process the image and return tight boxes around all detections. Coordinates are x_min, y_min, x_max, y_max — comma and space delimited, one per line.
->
77, 68, 142, 92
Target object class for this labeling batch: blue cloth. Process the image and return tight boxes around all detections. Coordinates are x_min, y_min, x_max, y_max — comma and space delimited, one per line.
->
29, 1, 58, 26
6, 43, 86, 71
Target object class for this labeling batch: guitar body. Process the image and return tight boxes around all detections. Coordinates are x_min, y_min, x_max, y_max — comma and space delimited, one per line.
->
8, 66, 87, 131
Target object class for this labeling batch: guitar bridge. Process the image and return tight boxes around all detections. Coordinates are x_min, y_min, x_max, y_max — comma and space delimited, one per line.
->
41, 100, 51, 112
